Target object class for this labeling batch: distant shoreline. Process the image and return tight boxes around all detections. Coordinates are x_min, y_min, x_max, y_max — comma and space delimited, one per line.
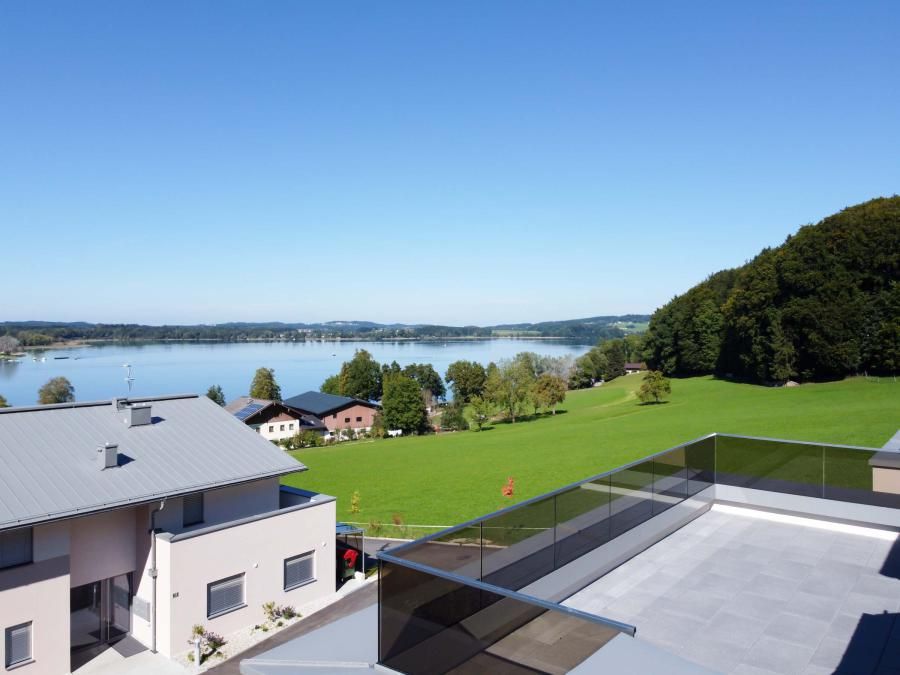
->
26, 335, 593, 348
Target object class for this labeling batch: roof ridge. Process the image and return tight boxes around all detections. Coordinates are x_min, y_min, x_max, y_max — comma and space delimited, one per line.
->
0, 393, 199, 415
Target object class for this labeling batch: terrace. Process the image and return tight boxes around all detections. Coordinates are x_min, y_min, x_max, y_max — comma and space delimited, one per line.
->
376, 433, 900, 675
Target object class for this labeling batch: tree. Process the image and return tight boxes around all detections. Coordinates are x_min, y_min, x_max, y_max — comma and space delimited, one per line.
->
0, 335, 20, 354
468, 395, 494, 431
445, 360, 487, 403
532, 373, 567, 415
321, 374, 342, 395
485, 358, 534, 422
402, 363, 446, 400
339, 350, 382, 401
206, 385, 226, 406
249, 367, 281, 400
440, 400, 469, 431
600, 339, 627, 380
0, 395, 8, 408
638, 370, 672, 404
38, 377, 75, 404
381, 374, 428, 434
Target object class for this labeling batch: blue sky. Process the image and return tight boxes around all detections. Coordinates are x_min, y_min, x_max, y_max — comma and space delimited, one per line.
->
1, 1, 898, 325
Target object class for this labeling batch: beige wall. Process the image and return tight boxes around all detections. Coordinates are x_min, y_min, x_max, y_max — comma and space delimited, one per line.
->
0, 556, 71, 675
70, 509, 137, 588
322, 404, 376, 432
257, 413, 306, 442
155, 499, 336, 657
873, 467, 900, 495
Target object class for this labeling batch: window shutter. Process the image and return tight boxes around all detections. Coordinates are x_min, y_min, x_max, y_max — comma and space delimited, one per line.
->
5, 622, 31, 667
207, 574, 244, 618
284, 552, 315, 590
0, 528, 33, 569
183, 493, 204, 527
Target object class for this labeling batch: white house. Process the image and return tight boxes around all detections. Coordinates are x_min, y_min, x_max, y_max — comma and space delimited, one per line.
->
0, 394, 335, 674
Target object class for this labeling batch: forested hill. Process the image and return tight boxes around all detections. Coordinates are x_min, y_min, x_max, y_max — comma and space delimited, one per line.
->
644, 196, 900, 382
0, 315, 648, 345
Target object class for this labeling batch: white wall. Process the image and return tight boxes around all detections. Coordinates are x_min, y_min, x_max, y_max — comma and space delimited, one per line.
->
156, 499, 336, 657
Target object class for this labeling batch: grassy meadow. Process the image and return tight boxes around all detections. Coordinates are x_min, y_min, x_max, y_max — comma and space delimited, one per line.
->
283, 375, 898, 533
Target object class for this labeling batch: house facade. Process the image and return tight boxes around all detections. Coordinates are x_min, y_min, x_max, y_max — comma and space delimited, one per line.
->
283, 392, 379, 438
0, 394, 335, 674
225, 397, 327, 441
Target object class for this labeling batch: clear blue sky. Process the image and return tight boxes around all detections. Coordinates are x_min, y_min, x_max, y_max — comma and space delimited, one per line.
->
1, 1, 898, 325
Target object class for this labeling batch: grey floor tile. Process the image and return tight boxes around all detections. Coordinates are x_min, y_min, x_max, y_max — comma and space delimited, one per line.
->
809, 636, 850, 670
728, 591, 790, 622
703, 610, 768, 649
763, 611, 830, 648
741, 636, 816, 674
786, 590, 842, 623
744, 573, 797, 601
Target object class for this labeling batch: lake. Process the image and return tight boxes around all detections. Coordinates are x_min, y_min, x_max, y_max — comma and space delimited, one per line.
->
0, 340, 590, 407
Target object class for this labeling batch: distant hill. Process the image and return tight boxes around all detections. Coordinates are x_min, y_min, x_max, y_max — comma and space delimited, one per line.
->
0, 314, 650, 345
644, 196, 900, 381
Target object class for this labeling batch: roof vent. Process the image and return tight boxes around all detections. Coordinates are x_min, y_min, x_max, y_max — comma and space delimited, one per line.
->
98, 442, 119, 470
126, 403, 152, 427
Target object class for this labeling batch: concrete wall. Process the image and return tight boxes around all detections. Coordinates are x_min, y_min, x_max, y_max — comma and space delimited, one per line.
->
70, 509, 137, 588
156, 498, 336, 657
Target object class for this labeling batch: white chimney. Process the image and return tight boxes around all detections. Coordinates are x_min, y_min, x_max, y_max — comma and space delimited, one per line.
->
98, 443, 119, 470
126, 403, 152, 427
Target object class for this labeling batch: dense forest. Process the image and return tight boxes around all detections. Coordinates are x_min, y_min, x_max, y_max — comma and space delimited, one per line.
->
644, 197, 900, 382
0, 314, 649, 346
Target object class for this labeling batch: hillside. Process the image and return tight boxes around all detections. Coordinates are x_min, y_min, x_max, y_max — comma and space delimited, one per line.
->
644, 196, 900, 381
284, 375, 898, 531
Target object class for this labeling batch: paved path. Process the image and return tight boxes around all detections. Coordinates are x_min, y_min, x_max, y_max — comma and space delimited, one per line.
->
206, 582, 377, 675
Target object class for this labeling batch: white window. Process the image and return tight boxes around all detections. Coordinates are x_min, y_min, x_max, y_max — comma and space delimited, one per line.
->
289, 423, 294, 431
183, 493, 204, 527
4, 622, 32, 668
269, 425, 274, 433
0, 528, 32, 570
280, 424, 285, 432
284, 551, 315, 591
207, 574, 245, 618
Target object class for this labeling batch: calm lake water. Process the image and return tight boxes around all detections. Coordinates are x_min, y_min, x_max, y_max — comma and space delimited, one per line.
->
0, 340, 590, 407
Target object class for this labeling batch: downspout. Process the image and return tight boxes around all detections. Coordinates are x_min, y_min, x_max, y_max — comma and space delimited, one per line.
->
149, 499, 167, 654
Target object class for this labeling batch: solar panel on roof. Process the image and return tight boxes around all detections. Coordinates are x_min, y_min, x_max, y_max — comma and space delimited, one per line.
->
234, 403, 264, 420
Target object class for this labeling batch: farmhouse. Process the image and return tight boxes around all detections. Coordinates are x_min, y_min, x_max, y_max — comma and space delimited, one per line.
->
624, 361, 647, 374
283, 391, 379, 436
0, 394, 335, 673
226, 396, 327, 441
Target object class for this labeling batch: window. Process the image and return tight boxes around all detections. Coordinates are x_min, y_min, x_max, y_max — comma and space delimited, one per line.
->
356, 417, 362, 423
280, 424, 285, 432
4, 622, 31, 669
207, 574, 245, 618
0, 528, 32, 570
284, 552, 315, 591
183, 493, 204, 527
269, 425, 274, 433
332, 414, 336, 419
344, 417, 350, 423
289, 423, 294, 431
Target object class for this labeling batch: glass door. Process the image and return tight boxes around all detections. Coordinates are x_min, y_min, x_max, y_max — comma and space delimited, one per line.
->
70, 581, 103, 651
107, 574, 132, 641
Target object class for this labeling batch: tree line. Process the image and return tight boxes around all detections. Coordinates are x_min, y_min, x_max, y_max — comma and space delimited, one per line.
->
643, 196, 900, 382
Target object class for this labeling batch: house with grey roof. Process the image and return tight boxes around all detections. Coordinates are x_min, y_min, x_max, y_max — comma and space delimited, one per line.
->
0, 394, 336, 673
225, 396, 327, 442
283, 392, 379, 439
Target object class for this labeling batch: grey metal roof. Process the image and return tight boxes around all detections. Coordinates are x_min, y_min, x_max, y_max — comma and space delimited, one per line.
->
283, 391, 376, 417
0, 394, 306, 531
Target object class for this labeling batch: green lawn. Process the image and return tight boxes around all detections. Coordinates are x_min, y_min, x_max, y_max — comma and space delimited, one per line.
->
283, 375, 898, 532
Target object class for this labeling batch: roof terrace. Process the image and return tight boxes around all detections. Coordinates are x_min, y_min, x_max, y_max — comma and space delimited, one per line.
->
376, 433, 900, 674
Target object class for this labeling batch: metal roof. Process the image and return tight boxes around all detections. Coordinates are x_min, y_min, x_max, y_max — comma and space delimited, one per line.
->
283, 391, 376, 417
226, 397, 328, 430
0, 394, 306, 531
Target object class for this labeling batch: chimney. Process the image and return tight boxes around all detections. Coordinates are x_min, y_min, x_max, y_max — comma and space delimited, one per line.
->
98, 442, 119, 470
126, 403, 152, 427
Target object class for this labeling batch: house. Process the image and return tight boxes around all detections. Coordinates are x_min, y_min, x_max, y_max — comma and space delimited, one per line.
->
225, 397, 327, 441
624, 361, 646, 374
0, 394, 335, 674
283, 392, 379, 438
241, 432, 900, 675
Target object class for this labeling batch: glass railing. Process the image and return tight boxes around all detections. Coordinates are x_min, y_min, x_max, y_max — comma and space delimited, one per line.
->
378, 433, 898, 673
378, 556, 633, 674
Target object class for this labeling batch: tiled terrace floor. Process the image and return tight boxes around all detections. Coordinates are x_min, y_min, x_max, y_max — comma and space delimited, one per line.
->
564, 505, 900, 675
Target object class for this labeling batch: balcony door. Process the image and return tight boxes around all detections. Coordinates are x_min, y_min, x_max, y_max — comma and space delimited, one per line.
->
70, 574, 132, 658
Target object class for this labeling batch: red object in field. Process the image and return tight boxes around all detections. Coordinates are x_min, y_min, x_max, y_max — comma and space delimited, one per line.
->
343, 549, 359, 567
502, 477, 515, 498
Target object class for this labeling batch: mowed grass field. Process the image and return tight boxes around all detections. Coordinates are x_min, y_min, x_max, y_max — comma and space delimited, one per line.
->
283, 376, 899, 531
